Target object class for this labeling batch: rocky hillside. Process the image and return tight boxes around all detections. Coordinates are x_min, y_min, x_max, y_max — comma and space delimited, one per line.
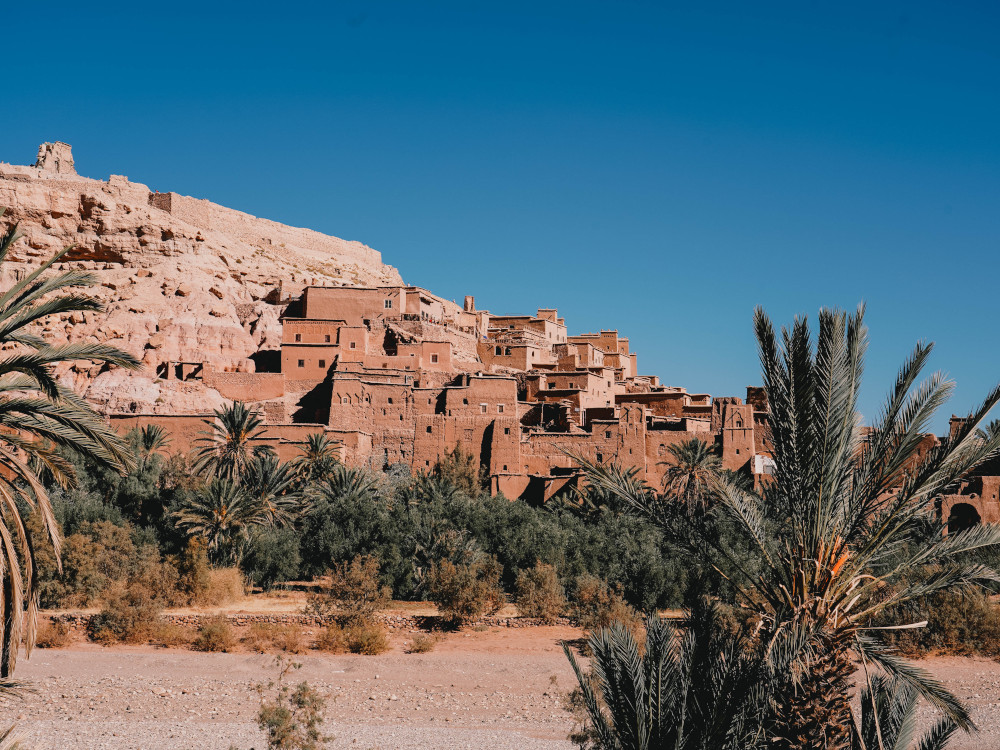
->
0, 142, 403, 415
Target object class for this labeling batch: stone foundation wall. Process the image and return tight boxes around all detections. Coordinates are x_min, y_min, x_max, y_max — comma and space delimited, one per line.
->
48, 612, 573, 632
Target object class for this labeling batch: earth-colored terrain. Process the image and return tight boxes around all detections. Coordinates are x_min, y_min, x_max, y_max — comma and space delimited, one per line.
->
5, 623, 1000, 750
0, 142, 402, 415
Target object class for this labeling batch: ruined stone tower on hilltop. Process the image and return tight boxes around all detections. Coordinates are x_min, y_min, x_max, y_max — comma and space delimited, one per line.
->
34, 141, 75, 175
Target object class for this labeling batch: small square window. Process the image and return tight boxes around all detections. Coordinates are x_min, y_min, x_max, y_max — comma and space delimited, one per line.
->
548, 383, 555, 389
426, 426, 432, 433
427, 398, 432, 404
318, 359, 326, 368
596, 452, 603, 463
505, 347, 511, 355
605, 431, 612, 439
349, 341, 357, 349
504, 427, 511, 435
297, 359, 304, 368
430, 354, 439, 363
324, 334, 331, 343
495, 346, 502, 355
502, 465, 508, 471
463, 398, 468, 405
480, 404, 487, 414
294, 333, 302, 342
388, 397, 393, 404
498, 404, 504, 413
384, 299, 393, 309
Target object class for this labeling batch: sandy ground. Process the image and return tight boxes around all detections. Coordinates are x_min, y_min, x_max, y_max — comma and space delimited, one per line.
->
4, 626, 1000, 749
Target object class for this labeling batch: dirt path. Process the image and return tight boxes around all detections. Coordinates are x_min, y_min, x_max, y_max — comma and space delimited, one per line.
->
4, 627, 1000, 749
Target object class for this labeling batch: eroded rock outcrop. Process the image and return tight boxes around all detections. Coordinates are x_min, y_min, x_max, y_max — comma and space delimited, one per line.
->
0, 143, 403, 414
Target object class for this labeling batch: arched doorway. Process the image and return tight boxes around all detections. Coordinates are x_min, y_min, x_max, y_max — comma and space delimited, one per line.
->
947, 503, 982, 534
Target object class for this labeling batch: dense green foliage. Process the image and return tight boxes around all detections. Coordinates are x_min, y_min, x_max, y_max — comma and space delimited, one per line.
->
28, 422, 716, 616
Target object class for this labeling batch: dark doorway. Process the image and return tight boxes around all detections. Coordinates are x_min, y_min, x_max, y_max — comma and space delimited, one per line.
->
947, 502, 982, 534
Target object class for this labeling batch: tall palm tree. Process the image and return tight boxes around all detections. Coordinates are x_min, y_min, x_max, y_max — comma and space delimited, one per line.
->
192, 401, 274, 480
580, 305, 1000, 749
172, 478, 268, 563
0, 211, 140, 677
852, 675, 957, 750
243, 452, 302, 524
294, 432, 340, 484
659, 437, 722, 514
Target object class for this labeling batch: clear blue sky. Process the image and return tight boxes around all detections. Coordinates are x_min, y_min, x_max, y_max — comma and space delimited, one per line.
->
4, 1, 998, 432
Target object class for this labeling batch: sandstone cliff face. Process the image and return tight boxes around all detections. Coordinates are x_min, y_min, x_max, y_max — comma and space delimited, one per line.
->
0, 143, 403, 415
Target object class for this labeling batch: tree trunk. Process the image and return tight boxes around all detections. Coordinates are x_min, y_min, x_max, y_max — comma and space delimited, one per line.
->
768, 635, 855, 750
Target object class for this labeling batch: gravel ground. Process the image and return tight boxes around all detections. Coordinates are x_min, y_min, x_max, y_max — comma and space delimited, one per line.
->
4, 626, 581, 749
4, 629, 1000, 749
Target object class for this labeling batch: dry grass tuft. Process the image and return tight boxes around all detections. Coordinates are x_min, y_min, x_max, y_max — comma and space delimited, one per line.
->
192, 615, 237, 652
35, 619, 72, 649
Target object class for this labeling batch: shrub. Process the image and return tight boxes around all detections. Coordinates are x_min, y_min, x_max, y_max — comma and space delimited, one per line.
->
314, 623, 348, 653
306, 555, 390, 626
243, 526, 302, 590
879, 589, 1000, 657
256, 658, 330, 749
345, 623, 390, 655
515, 562, 567, 623
406, 633, 438, 653
426, 555, 504, 626
150, 622, 195, 648
193, 615, 237, 652
35, 619, 72, 648
88, 583, 164, 644
177, 537, 212, 604
569, 574, 643, 634
203, 568, 245, 606
244, 623, 305, 654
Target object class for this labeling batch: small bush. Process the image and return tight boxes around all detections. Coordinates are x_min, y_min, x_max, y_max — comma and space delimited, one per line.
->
244, 623, 305, 654
88, 583, 164, 644
515, 562, 567, 623
406, 633, 438, 653
345, 623, 390, 655
426, 555, 504, 626
193, 615, 237, 652
306, 555, 390, 626
569, 574, 643, 633
150, 622, 195, 648
177, 537, 212, 604
35, 619, 72, 648
314, 623, 348, 653
203, 568, 245, 606
257, 658, 330, 750
879, 590, 1000, 657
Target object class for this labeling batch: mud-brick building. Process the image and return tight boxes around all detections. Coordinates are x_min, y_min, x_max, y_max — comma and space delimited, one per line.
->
105, 285, 783, 502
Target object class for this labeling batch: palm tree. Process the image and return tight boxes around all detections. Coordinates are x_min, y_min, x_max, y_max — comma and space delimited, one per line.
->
564, 597, 786, 750
313, 464, 381, 506
579, 306, 1000, 749
294, 432, 340, 484
192, 401, 274, 480
138, 423, 171, 455
659, 437, 722, 514
852, 675, 957, 750
172, 479, 268, 563
243, 452, 302, 524
0, 212, 140, 677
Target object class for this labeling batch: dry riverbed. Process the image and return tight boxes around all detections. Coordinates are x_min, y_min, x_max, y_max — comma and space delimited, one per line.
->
4, 626, 1000, 749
